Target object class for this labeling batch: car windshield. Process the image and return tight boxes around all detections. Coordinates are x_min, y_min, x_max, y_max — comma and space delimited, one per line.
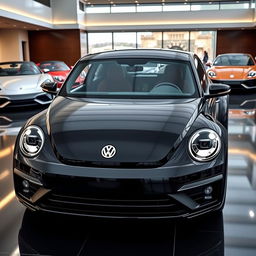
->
0, 62, 41, 76
39, 61, 70, 72
63, 58, 198, 99
213, 54, 254, 66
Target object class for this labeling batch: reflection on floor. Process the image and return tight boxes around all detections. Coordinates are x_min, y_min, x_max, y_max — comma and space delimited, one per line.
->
0, 95, 256, 255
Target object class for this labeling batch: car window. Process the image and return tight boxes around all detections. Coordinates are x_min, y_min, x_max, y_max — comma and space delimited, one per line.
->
0, 62, 41, 76
213, 54, 254, 66
194, 55, 208, 92
62, 58, 199, 99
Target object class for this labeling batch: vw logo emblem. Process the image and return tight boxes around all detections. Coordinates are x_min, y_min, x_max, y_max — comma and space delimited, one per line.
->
101, 145, 116, 159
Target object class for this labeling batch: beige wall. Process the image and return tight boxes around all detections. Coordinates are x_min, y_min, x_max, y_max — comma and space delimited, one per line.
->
0, 30, 30, 62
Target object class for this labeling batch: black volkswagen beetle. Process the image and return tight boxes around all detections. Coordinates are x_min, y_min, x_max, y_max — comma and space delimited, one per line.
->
13, 49, 230, 219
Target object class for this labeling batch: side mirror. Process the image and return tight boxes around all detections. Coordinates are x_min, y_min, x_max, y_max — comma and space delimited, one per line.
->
43, 68, 50, 73
41, 81, 57, 95
204, 83, 230, 99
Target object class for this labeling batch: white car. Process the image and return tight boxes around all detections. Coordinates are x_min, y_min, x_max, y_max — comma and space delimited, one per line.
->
0, 61, 54, 109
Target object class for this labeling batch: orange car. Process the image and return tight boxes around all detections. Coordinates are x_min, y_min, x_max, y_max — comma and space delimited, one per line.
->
207, 53, 256, 90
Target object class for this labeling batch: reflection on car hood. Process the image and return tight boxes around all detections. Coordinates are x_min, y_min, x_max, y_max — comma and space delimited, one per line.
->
48, 70, 70, 77
47, 97, 201, 166
0, 74, 44, 93
211, 66, 256, 80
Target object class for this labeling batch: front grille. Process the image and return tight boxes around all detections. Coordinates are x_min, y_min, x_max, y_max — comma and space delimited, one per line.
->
0, 98, 10, 105
35, 94, 52, 102
39, 193, 187, 217
8, 99, 38, 108
211, 79, 256, 88
14, 161, 225, 218
36, 178, 222, 218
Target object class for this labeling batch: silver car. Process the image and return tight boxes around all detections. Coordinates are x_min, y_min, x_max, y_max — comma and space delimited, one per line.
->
0, 61, 54, 109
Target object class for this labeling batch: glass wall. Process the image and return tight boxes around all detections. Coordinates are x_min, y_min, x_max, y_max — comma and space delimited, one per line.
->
137, 4, 163, 12
163, 32, 189, 51
88, 33, 112, 54
85, 1, 252, 13
87, 31, 216, 61
113, 32, 136, 50
190, 31, 216, 61
137, 32, 162, 48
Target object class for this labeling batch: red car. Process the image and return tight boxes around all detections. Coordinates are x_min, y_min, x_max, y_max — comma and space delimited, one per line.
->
37, 61, 71, 88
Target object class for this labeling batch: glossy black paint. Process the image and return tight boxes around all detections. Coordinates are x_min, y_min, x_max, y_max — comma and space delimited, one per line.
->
13, 49, 229, 219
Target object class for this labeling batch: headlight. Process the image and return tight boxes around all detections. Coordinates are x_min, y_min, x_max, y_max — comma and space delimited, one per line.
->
248, 71, 256, 78
188, 129, 221, 162
19, 125, 44, 157
208, 71, 216, 77
53, 76, 64, 82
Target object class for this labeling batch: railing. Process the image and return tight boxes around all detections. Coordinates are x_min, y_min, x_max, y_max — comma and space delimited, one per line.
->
84, 1, 254, 14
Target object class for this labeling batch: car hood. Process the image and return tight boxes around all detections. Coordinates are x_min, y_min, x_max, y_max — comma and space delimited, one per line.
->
48, 70, 69, 76
0, 74, 45, 93
211, 66, 256, 80
47, 97, 201, 166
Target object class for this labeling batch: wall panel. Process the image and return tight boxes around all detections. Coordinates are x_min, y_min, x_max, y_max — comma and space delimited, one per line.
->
217, 30, 256, 57
28, 29, 81, 66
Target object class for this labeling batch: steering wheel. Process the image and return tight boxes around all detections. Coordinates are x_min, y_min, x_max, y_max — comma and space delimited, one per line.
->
152, 82, 182, 93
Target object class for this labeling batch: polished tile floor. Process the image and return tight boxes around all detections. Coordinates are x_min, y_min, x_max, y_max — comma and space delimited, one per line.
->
1, 94, 256, 256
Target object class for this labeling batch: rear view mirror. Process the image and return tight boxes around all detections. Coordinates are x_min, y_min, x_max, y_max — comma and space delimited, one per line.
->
43, 68, 50, 73
126, 66, 143, 72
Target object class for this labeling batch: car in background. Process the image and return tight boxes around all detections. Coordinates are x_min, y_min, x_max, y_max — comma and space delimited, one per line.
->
14, 49, 230, 219
37, 61, 71, 88
0, 61, 54, 109
207, 53, 256, 90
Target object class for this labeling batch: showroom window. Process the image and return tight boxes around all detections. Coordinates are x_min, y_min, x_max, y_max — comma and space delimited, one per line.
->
137, 32, 162, 49
33, 0, 51, 7
86, 5, 110, 13
79, 1, 85, 12
191, 2, 219, 11
163, 32, 189, 51
162, 3, 190, 11
87, 31, 216, 60
189, 31, 216, 62
113, 32, 137, 50
111, 4, 136, 13
88, 33, 113, 54
220, 1, 250, 9
136, 4, 163, 12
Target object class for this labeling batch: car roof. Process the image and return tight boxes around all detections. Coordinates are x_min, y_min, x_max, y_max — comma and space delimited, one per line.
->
0, 61, 34, 65
39, 61, 65, 64
81, 49, 193, 62
216, 53, 252, 57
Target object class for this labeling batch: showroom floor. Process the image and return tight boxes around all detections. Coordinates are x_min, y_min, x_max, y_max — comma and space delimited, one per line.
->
1, 94, 256, 256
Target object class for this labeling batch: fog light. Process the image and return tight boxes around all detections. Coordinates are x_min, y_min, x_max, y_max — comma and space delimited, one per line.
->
22, 180, 30, 193
204, 186, 213, 200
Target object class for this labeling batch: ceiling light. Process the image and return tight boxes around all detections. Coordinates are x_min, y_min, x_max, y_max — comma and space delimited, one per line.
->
249, 210, 255, 218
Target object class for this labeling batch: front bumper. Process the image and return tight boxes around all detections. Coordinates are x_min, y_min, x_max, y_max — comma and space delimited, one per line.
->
13, 159, 226, 219
211, 79, 256, 90
0, 92, 52, 109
